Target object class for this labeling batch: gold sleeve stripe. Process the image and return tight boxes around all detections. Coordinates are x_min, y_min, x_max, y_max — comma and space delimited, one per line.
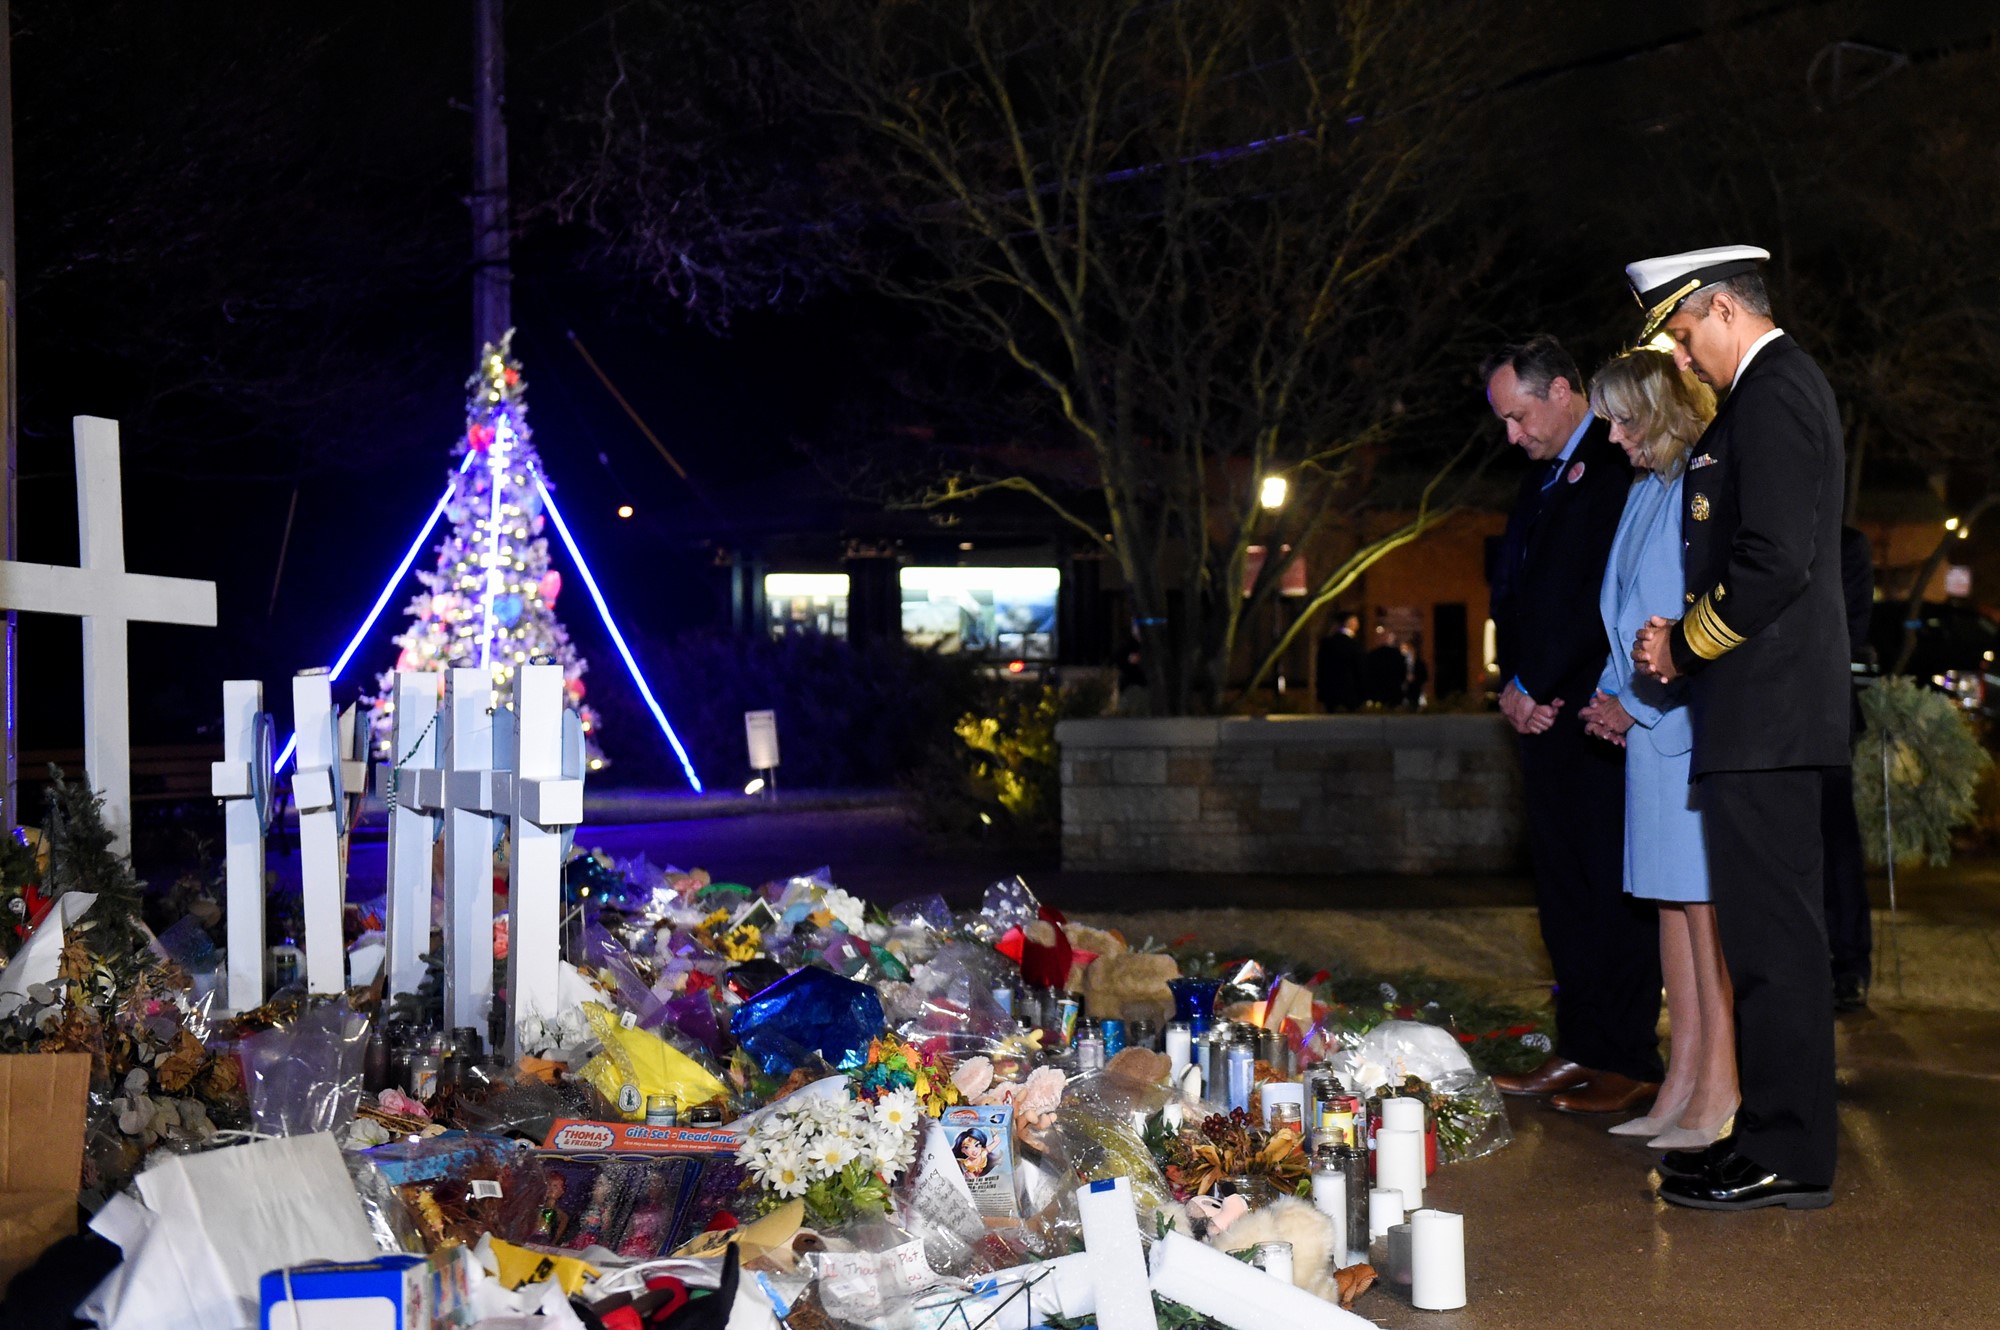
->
1682, 593, 1744, 661
1697, 596, 1744, 650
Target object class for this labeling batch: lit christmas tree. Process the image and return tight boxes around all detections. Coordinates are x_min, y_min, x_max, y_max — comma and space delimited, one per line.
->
375, 333, 604, 764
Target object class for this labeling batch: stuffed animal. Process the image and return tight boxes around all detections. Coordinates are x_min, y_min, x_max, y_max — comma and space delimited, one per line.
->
1078, 951, 1179, 1026
1205, 1195, 1346, 1304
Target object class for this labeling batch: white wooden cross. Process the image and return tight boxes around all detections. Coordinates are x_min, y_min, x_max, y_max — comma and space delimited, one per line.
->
440, 666, 500, 1034
290, 671, 349, 994
381, 670, 443, 1000
210, 680, 270, 1012
500, 663, 585, 1056
0, 417, 216, 851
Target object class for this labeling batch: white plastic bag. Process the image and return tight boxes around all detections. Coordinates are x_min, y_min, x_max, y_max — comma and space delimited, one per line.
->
1334, 1020, 1473, 1092
81, 1133, 377, 1330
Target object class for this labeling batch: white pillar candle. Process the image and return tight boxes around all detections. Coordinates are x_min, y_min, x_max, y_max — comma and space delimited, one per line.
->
1380, 1094, 1425, 1133
1368, 1186, 1405, 1240
1310, 1169, 1347, 1257
1410, 1208, 1467, 1310
1165, 1023, 1193, 1076
1375, 1125, 1426, 1210
1261, 1080, 1305, 1131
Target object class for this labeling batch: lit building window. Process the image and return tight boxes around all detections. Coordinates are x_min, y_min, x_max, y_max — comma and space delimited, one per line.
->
900, 566, 1059, 659
765, 572, 850, 639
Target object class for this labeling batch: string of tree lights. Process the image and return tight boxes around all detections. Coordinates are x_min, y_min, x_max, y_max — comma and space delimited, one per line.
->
268, 333, 704, 792
374, 335, 604, 766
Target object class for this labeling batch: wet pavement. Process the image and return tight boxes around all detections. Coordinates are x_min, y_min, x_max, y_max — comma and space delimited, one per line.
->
1356, 1006, 2000, 1330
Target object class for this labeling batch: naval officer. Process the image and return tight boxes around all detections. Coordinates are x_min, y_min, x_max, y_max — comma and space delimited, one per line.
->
1628, 245, 1848, 1211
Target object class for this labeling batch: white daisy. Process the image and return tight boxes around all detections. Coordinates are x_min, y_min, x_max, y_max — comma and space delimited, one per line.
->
871, 1088, 920, 1134
810, 1136, 860, 1174
759, 1143, 811, 1198
870, 1123, 918, 1179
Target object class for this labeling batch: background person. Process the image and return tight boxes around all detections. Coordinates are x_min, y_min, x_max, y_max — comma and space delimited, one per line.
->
1315, 611, 1366, 711
1363, 626, 1409, 707
1824, 525, 1874, 1012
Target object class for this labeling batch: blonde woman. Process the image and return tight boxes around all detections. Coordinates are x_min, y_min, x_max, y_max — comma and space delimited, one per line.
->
1578, 349, 1738, 1150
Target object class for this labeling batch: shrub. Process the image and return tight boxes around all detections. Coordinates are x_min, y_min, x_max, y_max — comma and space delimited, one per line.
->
905, 676, 1111, 846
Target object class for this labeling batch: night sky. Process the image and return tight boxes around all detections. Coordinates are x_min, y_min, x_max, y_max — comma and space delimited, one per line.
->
7, 1, 1996, 759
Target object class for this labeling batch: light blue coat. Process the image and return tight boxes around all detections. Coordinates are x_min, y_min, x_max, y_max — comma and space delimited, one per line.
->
1597, 470, 1710, 903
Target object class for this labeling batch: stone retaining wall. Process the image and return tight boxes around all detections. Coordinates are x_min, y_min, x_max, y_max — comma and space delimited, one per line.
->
1056, 715, 1527, 874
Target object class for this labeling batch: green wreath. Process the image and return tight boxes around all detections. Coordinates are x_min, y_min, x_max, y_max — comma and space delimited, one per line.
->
1853, 677, 1992, 868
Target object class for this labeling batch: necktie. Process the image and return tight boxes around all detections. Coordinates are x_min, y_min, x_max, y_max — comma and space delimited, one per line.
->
1541, 457, 1565, 491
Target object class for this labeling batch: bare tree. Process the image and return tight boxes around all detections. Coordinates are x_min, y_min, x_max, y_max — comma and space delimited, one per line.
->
771, 0, 1502, 712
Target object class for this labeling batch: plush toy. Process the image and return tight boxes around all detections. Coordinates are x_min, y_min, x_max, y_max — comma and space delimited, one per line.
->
1078, 951, 1180, 1026
1205, 1195, 1347, 1304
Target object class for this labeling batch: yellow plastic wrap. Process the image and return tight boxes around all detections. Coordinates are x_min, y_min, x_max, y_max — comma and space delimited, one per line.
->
484, 1235, 599, 1294
576, 1003, 730, 1120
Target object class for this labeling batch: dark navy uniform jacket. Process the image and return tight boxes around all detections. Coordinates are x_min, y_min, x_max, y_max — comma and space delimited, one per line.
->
1667, 333, 1851, 775
1492, 417, 1634, 712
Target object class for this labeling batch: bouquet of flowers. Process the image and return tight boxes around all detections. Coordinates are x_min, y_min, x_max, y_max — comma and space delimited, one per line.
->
691, 908, 764, 963
1157, 1108, 1308, 1201
737, 1088, 921, 1228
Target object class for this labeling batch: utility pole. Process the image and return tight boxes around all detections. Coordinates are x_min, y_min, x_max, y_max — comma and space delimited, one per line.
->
471, 0, 511, 353
0, 1, 19, 837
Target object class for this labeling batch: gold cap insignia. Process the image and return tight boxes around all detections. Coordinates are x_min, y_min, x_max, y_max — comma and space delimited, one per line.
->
1690, 493, 1711, 522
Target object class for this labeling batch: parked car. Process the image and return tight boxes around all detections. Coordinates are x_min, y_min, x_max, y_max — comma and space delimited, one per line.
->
1863, 600, 2000, 718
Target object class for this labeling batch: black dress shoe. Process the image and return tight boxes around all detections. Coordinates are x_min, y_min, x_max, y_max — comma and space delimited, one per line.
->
1657, 1134, 1736, 1178
1658, 1151, 1832, 1211
1833, 973, 1869, 1014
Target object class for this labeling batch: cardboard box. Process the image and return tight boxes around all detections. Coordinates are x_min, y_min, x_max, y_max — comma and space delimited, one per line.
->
541, 1118, 741, 1155
0, 1053, 89, 1288
258, 1252, 469, 1330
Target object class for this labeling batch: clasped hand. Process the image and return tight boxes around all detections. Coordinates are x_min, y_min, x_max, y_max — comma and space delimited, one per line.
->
1579, 690, 1635, 746
1632, 615, 1679, 682
1499, 680, 1562, 735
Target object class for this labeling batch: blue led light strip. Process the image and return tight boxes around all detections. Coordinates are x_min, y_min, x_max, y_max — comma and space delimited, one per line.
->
531, 469, 705, 793
478, 423, 508, 669
274, 455, 474, 772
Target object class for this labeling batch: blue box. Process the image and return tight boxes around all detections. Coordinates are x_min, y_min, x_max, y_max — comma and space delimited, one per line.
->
259, 1253, 467, 1330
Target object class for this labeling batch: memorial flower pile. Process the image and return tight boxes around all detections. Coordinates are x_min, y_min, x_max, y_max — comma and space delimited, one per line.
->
0, 780, 1539, 1328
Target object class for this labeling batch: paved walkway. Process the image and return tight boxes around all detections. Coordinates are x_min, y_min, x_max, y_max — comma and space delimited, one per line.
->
1360, 1006, 2000, 1330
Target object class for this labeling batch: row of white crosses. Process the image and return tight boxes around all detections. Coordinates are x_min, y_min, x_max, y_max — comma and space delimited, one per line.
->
212, 663, 585, 1056
0, 415, 586, 1056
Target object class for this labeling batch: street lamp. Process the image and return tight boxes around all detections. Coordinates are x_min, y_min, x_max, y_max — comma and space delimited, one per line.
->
1259, 475, 1289, 511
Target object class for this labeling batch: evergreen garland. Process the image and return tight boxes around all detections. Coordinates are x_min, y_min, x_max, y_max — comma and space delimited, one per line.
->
38, 766, 150, 958
1853, 678, 1993, 868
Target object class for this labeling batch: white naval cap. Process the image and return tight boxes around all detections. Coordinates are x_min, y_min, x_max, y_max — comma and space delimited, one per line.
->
1625, 244, 1771, 342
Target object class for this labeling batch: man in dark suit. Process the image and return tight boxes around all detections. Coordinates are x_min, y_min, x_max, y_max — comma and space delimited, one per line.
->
1483, 335, 1663, 1114
1315, 611, 1365, 711
1630, 245, 1848, 1211
1363, 627, 1408, 707
1825, 527, 1874, 1012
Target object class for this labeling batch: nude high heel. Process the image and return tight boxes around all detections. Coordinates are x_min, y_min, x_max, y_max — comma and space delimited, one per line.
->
1607, 1084, 1693, 1138
1647, 1098, 1739, 1151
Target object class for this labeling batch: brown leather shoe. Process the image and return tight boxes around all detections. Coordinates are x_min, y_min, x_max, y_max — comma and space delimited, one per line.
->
1550, 1072, 1659, 1115
1491, 1056, 1593, 1097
